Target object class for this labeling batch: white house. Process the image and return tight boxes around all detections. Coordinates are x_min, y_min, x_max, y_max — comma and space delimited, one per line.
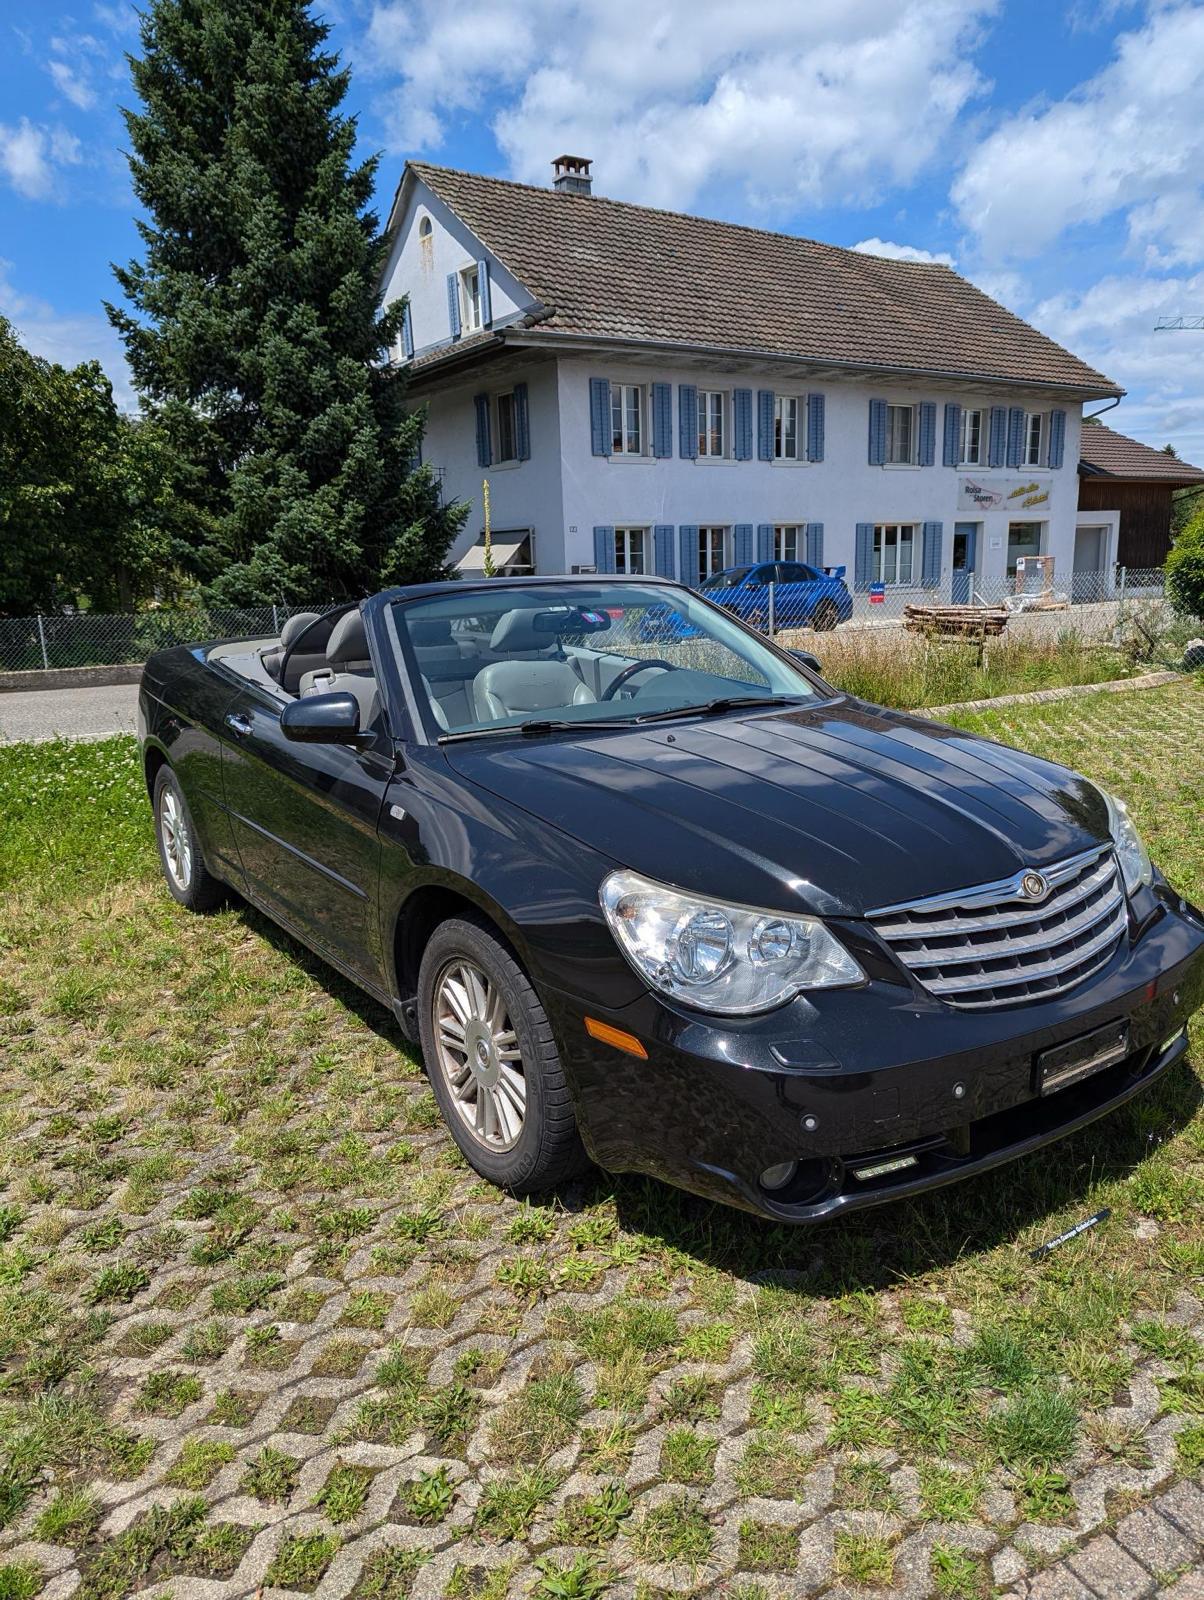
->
380, 157, 1123, 600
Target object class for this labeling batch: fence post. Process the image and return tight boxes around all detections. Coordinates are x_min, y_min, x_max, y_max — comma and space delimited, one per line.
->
767, 582, 776, 636
1118, 566, 1127, 613
272, 603, 280, 636
36, 614, 49, 670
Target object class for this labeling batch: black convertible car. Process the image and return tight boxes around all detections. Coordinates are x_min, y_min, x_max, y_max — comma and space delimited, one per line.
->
138, 577, 1204, 1221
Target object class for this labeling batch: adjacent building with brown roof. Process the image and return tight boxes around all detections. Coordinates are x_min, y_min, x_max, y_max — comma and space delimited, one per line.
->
1078, 422, 1204, 567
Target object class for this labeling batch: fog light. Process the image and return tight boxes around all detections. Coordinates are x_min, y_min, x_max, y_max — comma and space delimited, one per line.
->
760, 1160, 798, 1191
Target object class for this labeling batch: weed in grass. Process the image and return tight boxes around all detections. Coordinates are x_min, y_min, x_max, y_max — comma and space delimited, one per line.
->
833, 1531, 895, 1586
572, 1299, 679, 1361
679, 1320, 735, 1362
594, 1347, 656, 1411
734, 1433, 811, 1500
32, 1489, 100, 1544
412, 1282, 460, 1327
489, 1362, 584, 1463
751, 1322, 816, 1388
580, 1425, 636, 1475
737, 1520, 797, 1573
453, 1347, 506, 1387
931, 1543, 989, 1599
241, 1446, 300, 1503
531, 1554, 610, 1600
245, 1323, 297, 1370
266, 1532, 339, 1591
917, 1464, 984, 1523
749, 1381, 813, 1433
0, 1562, 42, 1600
660, 1374, 721, 1422
445, 1560, 516, 1600
827, 1386, 893, 1449
901, 1296, 953, 1333
835, 1458, 900, 1514
1131, 1320, 1200, 1363
422, 1383, 481, 1454
342, 1289, 391, 1329
317, 1462, 375, 1524
117, 1320, 175, 1356
165, 1438, 235, 1489
1176, 1422, 1204, 1472
962, 1325, 1039, 1391
401, 1464, 456, 1524
660, 1427, 717, 1485
277, 1286, 326, 1323
496, 1256, 551, 1300
474, 1466, 561, 1540
986, 1385, 1080, 1466
208, 1390, 255, 1428
86, 1262, 149, 1304
1014, 1466, 1076, 1524
355, 1545, 428, 1598
508, 1202, 556, 1244
312, 1337, 368, 1377
282, 1395, 337, 1434
136, 1370, 203, 1417
629, 1492, 713, 1567
552, 1482, 633, 1546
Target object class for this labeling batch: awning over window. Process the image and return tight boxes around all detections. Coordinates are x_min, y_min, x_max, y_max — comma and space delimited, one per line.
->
456, 535, 530, 572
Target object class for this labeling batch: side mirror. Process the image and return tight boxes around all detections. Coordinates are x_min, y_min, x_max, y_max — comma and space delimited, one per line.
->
281, 691, 363, 745
790, 650, 822, 674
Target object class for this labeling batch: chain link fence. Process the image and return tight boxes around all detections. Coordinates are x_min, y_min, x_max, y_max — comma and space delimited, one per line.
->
0, 568, 1169, 675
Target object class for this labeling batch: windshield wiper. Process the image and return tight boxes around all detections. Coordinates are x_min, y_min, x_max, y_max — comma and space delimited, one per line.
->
438, 716, 639, 743
631, 694, 803, 724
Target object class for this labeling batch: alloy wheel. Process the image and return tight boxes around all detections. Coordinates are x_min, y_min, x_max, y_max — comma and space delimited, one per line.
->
159, 785, 193, 890
432, 958, 527, 1151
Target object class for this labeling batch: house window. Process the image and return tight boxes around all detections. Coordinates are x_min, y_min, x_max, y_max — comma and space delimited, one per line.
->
461, 265, 482, 332
873, 524, 917, 586
698, 390, 725, 457
774, 395, 801, 460
1007, 521, 1043, 577
960, 408, 982, 466
698, 527, 728, 580
774, 526, 800, 562
418, 216, 433, 240
610, 384, 644, 455
886, 404, 915, 465
495, 391, 517, 463
614, 527, 647, 574
1024, 412, 1044, 467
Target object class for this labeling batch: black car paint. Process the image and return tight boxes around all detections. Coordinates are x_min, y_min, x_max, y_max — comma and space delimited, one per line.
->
138, 578, 1204, 1220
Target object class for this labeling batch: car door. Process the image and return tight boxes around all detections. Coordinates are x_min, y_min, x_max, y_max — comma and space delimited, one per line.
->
219, 676, 394, 994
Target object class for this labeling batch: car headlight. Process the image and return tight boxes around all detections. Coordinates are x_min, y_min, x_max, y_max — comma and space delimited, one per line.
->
599, 869, 865, 1015
1101, 788, 1153, 895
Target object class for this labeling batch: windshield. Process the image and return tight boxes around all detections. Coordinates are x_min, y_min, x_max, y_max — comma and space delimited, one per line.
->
393, 582, 816, 738
700, 567, 749, 590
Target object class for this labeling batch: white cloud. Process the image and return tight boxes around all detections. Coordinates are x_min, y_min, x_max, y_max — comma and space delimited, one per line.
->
953, 3, 1204, 262
48, 57, 97, 111
365, 0, 998, 213
0, 118, 81, 200
0, 261, 135, 409
852, 237, 956, 266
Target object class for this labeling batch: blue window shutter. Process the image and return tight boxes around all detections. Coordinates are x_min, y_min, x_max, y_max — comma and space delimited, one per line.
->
942, 402, 961, 467
988, 406, 1007, 467
593, 526, 616, 573
757, 390, 775, 460
855, 523, 875, 591
678, 385, 698, 459
918, 401, 936, 467
653, 525, 675, 577
1006, 406, 1025, 468
756, 523, 773, 562
651, 382, 672, 458
733, 523, 754, 565
678, 525, 700, 587
868, 399, 887, 465
1048, 408, 1066, 469
477, 259, 492, 326
513, 382, 530, 461
473, 393, 491, 468
921, 520, 943, 588
401, 301, 414, 360
446, 272, 461, 340
805, 523, 824, 568
589, 377, 611, 456
733, 389, 753, 460
806, 392, 825, 463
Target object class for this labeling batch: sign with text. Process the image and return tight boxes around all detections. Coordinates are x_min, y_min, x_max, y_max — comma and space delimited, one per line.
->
958, 476, 1051, 514
869, 582, 885, 605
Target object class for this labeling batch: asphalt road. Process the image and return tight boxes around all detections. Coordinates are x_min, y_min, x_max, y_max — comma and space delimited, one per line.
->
0, 683, 140, 744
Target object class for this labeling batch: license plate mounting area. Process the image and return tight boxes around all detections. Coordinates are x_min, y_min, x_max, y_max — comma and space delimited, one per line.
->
1035, 1019, 1130, 1096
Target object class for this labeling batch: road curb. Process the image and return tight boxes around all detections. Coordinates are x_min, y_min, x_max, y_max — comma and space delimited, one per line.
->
918, 669, 1183, 719
0, 663, 143, 693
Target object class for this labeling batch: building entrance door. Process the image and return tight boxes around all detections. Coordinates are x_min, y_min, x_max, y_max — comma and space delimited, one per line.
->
1073, 525, 1107, 602
952, 522, 978, 604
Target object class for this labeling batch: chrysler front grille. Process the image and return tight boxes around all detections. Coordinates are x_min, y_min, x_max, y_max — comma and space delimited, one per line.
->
867, 846, 1127, 1009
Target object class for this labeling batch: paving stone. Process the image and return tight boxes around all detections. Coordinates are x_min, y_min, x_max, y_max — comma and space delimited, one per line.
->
1026, 1566, 1098, 1600
1067, 1533, 1156, 1599
1156, 1574, 1204, 1600
1115, 1507, 1197, 1575
1158, 1478, 1204, 1544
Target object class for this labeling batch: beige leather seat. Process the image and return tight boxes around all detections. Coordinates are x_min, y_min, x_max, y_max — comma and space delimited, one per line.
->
262, 610, 322, 682
299, 610, 380, 727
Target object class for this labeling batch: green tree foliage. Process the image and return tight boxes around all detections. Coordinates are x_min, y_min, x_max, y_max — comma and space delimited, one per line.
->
1166, 505, 1204, 620
0, 316, 175, 616
108, 0, 465, 605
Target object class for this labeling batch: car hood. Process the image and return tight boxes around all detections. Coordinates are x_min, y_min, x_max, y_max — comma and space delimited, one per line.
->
442, 697, 1111, 918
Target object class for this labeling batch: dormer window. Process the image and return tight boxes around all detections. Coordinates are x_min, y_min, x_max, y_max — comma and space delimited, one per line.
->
461, 265, 482, 333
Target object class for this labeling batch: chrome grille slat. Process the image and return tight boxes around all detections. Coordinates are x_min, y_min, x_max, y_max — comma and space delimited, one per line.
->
867, 846, 1127, 1010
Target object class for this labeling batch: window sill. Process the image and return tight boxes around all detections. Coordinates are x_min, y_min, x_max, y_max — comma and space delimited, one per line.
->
882, 462, 922, 471
607, 453, 653, 464
771, 457, 812, 467
489, 459, 521, 473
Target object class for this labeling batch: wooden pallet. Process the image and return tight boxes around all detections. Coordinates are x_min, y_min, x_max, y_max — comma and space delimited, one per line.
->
902, 604, 1010, 637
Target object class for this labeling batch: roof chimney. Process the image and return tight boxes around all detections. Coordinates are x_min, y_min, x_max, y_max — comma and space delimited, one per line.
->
552, 154, 592, 196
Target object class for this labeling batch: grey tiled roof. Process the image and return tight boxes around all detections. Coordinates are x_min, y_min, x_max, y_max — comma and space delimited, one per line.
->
408, 162, 1121, 394
1079, 421, 1204, 481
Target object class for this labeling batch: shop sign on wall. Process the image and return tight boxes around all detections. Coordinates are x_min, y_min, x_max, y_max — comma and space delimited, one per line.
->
958, 477, 1051, 513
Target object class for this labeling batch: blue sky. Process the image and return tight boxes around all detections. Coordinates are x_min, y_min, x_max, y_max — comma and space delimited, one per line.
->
4, 0, 1204, 458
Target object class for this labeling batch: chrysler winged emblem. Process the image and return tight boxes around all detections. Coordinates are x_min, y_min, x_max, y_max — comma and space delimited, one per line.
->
1021, 871, 1049, 902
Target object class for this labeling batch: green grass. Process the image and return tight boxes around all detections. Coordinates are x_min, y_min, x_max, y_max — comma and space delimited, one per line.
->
1, 684, 1203, 1594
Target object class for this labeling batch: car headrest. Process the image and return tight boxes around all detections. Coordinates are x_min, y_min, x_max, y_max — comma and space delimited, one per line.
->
409, 615, 454, 647
327, 608, 368, 666
488, 608, 554, 654
280, 610, 321, 649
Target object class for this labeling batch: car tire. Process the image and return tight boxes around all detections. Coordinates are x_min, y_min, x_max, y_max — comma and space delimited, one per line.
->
417, 913, 590, 1194
152, 764, 225, 912
812, 598, 840, 632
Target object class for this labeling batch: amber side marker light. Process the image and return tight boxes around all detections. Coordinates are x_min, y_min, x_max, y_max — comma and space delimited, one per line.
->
584, 1016, 648, 1058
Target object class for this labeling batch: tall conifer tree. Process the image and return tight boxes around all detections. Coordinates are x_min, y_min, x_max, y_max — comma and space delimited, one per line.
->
108, 0, 465, 603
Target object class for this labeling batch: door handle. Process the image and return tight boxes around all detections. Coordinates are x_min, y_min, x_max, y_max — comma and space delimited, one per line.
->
224, 711, 253, 738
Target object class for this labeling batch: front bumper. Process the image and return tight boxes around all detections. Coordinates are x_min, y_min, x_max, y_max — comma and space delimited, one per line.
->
546, 890, 1204, 1221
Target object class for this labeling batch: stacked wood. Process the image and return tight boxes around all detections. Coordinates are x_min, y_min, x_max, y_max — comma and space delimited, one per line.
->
902, 604, 1010, 637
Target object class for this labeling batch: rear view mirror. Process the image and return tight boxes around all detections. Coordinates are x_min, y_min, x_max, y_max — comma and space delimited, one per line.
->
790, 650, 822, 674
281, 691, 363, 745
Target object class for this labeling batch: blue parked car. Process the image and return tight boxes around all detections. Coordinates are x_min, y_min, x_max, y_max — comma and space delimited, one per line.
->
701, 561, 852, 631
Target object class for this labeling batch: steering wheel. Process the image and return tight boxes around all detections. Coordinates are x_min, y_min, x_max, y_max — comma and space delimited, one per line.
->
600, 659, 675, 700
